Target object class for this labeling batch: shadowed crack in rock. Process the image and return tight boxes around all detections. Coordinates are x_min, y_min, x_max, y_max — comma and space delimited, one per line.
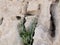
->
50, 4, 56, 38
0, 17, 3, 25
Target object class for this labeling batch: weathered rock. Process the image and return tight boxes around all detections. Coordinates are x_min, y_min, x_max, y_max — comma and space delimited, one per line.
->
50, 0, 60, 45
27, 0, 38, 11
25, 15, 37, 31
33, 0, 53, 45
0, 0, 25, 45
0, 0, 60, 45
0, 12, 24, 45
33, 25, 52, 45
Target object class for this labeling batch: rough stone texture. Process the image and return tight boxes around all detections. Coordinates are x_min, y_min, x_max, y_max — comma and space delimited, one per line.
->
51, 0, 60, 45
0, 0, 24, 45
0, 0, 60, 45
27, 0, 38, 11
33, 25, 52, 45
0, 11, 24, 45
33, 0, 53, 45
25, 16, 35, 31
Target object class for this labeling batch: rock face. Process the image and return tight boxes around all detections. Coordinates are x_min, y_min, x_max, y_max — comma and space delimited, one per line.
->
25, 16, 37, 31
0, 12, 24, 45
0, 0, 60, 45
51, 0, 60, 45
33, 0, 53, 45
33, 25, 52, 45
0, 0, 24, 45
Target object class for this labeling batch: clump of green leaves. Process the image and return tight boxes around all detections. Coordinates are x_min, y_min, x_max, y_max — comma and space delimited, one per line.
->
18, 17, 37, 45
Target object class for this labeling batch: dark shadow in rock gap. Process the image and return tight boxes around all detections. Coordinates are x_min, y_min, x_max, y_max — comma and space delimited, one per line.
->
55, 0, 59, 3
50, 4, 56, 38
25, 12, 33, 16
0, 17, 3, 25
16, 16, 21, 20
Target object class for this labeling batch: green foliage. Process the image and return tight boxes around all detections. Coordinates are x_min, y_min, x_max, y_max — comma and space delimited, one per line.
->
18, 17, 37, 45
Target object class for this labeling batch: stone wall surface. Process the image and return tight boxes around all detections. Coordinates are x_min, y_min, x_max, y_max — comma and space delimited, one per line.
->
0, 0, 60, 45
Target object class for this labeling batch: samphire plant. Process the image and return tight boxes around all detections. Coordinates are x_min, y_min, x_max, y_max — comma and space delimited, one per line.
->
18, 17, 37, 45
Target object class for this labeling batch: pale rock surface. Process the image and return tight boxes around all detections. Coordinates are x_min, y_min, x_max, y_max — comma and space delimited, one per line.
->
0, 0, 24, 45
25, 15, 37, 31
0, 12, 24, 45
33, 0, 53, 45
0, 0, 60, 45
27, 0, 38, 11
33, 25, 52, 45
51, 0, 60, 45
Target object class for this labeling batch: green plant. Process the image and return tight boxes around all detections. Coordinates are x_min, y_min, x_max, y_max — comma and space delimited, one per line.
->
18, 17, 37, 45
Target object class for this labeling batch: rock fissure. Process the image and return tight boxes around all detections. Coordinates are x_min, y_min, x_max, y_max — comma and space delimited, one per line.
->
50, 10, 56, 38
